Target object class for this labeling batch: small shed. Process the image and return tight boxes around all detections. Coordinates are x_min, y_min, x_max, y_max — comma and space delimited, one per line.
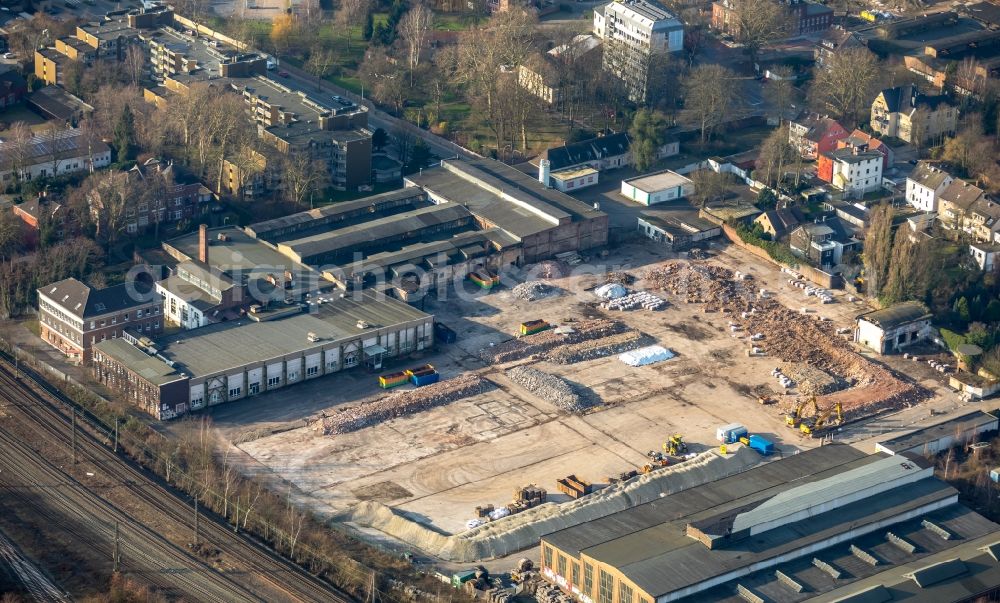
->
621, 170, 694, 206
855, 301, 932, 354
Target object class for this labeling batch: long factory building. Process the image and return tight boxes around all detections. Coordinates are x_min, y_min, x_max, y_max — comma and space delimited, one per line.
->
540, 444, 1000, 603
91, 158, 605, 419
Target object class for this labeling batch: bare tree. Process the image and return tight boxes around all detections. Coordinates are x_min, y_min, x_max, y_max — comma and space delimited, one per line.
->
756, 125, 796, 187
336, 0, 372, 51
282, 154, 328, 207
304, 45, 340, 89
399, 3, 433, 86
4, 121, 33, 184
124, 44, 146, 87
863, 202, 893, 300
763, 66, 799, 123
683, 64, 739, 145
809, 47, 879, 126
728, 0, 788, 67
89, 172, 141, 254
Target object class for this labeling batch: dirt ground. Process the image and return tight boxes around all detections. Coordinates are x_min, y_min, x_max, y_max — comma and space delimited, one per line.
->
213, 240, 962, 547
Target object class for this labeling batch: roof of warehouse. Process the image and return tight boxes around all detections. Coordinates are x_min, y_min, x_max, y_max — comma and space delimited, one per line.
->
406, 160, 605, 239
859, 301, 932, 329
878, 411, 999, 453
246, 188, 426, 239
544, 445, 867, 556
139, 291, 430, 378
277, 203, 473, 262
686, 505, 1000, 603
164, 226, 317, 280
93, 338, 186, 386
542, 446, 973, 600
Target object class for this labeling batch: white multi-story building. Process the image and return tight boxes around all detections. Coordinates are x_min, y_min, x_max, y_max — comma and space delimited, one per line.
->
905, 162, 953, 213
593, 0, 684, 102
824, 148, 883, 199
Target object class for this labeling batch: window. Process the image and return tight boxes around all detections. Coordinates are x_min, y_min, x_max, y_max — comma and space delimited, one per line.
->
571, 563, 580, 588
307, 365, 318, 377
598, 570, 614, 603
267, 375, 281, 387
287, 370, 299, 382
228, 386, 242, 398
249, 382, 260, 395
124, 313, 129, 321
619, 582, 633, 603
543, 546, 553, 569
557, 555, 567, 579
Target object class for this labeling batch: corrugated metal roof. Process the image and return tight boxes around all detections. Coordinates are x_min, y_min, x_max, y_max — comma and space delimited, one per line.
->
908, 558, 967, 588
829, 585, 892, 603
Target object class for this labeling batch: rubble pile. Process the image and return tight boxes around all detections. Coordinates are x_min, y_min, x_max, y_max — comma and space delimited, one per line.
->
511, 281, 557, 301
478, 319, 630, 364
505, 366, 588, 412
605, 271, 636, 286
320, 375, 494, 435
650, 261, 930, 419
602, 291, 665, 311
547, 330, 648, 364
778, 362, 845, 395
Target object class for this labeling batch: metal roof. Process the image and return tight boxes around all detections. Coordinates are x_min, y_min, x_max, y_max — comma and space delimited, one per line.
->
908, 558, 967, 587
877, 411, 999, 454
858, 301, 932, 330
93, 338, 186, 386
148, 290, 431, 379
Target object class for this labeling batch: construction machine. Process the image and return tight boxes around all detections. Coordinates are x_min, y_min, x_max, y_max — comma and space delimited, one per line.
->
785, 395, 819, 429
664, 434, 688, 456
800, 402, 843, 437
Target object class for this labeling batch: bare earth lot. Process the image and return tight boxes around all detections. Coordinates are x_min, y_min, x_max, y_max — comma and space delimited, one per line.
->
211, 241, 959, 554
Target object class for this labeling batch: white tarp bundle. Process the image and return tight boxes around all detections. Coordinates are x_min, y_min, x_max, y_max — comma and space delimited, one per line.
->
619, 345, 675, 366
595, 283, 627, 299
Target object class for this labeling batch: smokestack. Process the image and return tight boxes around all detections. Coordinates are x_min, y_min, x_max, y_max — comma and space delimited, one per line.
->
539, 159, 551, 187
199, 223, 208, 264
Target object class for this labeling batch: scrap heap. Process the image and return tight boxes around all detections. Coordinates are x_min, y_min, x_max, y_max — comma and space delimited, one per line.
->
505, 366, 590, 412
646, 262, 930, 420
320, 374, 494, 435
478, 319, 631, 364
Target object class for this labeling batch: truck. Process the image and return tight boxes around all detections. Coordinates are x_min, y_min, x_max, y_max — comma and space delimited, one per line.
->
746, 434, 774, 456
716, 423, 748, 444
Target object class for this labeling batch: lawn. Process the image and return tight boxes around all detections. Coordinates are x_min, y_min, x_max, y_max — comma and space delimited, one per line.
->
434, 13, 472, 31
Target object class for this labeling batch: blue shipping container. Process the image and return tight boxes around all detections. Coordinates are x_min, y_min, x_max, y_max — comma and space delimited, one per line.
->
748, 435, 774, 456
412, 372, 441, 387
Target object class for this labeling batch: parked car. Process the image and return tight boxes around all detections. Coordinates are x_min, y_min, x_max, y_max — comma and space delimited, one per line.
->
278, 70, 289, 78
3, 52, 15, 60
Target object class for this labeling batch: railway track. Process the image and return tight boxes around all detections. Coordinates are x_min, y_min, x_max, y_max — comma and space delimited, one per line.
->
0, 351, 354, 603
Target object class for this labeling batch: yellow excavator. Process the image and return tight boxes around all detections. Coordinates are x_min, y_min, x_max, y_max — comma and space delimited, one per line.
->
664, 434, 688, 456
785, 395, 819, 429
800, 402, 843, 437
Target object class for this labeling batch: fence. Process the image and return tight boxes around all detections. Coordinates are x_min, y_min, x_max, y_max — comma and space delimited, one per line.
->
721, 223, 843, 289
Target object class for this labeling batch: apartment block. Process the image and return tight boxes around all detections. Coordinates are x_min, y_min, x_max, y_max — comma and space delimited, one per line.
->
594, 0, 684, 102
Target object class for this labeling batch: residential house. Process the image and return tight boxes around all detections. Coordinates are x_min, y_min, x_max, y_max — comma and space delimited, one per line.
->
835, 130, 893, 171
970, 242, 1000, 271
75, 21, 140, 61
535, 132, 678, 174
870, 85, 957, 144
12, 194, 63, 244
714, 0, 832, 38
594, 0, 684, 102
0, 128, 111, 183
753, 206, 803, 240
518, 34, 601, 106
815, 28, 865, 70
0, 69, 26, 109
88, 162, 213, 236
938, 179, 1000, 241
788, 114, 849, 159
37, 277, 163, 363
26, 86, 94, 124
789, 218, 859, 267
817, 147, 884, 199
855, 301, 932, 354
905, 162, 953, 212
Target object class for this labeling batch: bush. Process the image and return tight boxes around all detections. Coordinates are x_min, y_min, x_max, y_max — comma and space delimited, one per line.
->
735, 223, 801, 267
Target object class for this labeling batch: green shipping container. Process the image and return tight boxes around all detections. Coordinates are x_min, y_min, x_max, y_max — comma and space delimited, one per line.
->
451, 570, 476, 588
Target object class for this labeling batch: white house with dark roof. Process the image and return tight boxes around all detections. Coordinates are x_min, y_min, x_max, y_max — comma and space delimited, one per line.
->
856, 301, 933, 354
906, 162, 953, 212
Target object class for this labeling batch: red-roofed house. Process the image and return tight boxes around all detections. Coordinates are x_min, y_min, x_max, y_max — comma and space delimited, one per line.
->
788, 114, 849, 160
836, 130, 894, 171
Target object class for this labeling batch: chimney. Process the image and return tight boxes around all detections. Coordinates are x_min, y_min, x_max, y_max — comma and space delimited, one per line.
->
199, 223, 208, 264
538, 159, 551, 187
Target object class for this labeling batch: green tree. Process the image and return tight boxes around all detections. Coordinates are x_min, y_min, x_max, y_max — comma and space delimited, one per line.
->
113, 105, 136, 162
756, 188, 777, 209
628, 109, 669, 172
362, 10, 374, 40
405, 140, 431, 174
955, 296, 971, 324
986, 299, 1000, 323
372, 127, 389, 151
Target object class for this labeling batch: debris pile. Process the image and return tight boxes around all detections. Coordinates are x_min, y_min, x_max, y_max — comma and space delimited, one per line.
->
547, 330, 648, 364
478, 319, 630, 364
505, 366, 588, 412
619, 345, 675, 367
779, 362, 845, 394
649, 262, 930, 420
511, 281, 557, 301
320, 375, 494, 435
595, 283, 628, 299
605, 271, 636, 286
602, 291, 665, 311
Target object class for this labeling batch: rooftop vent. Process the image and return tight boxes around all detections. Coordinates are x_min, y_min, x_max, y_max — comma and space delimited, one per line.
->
307, 332, 320, 342
357, 320, 370, 329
